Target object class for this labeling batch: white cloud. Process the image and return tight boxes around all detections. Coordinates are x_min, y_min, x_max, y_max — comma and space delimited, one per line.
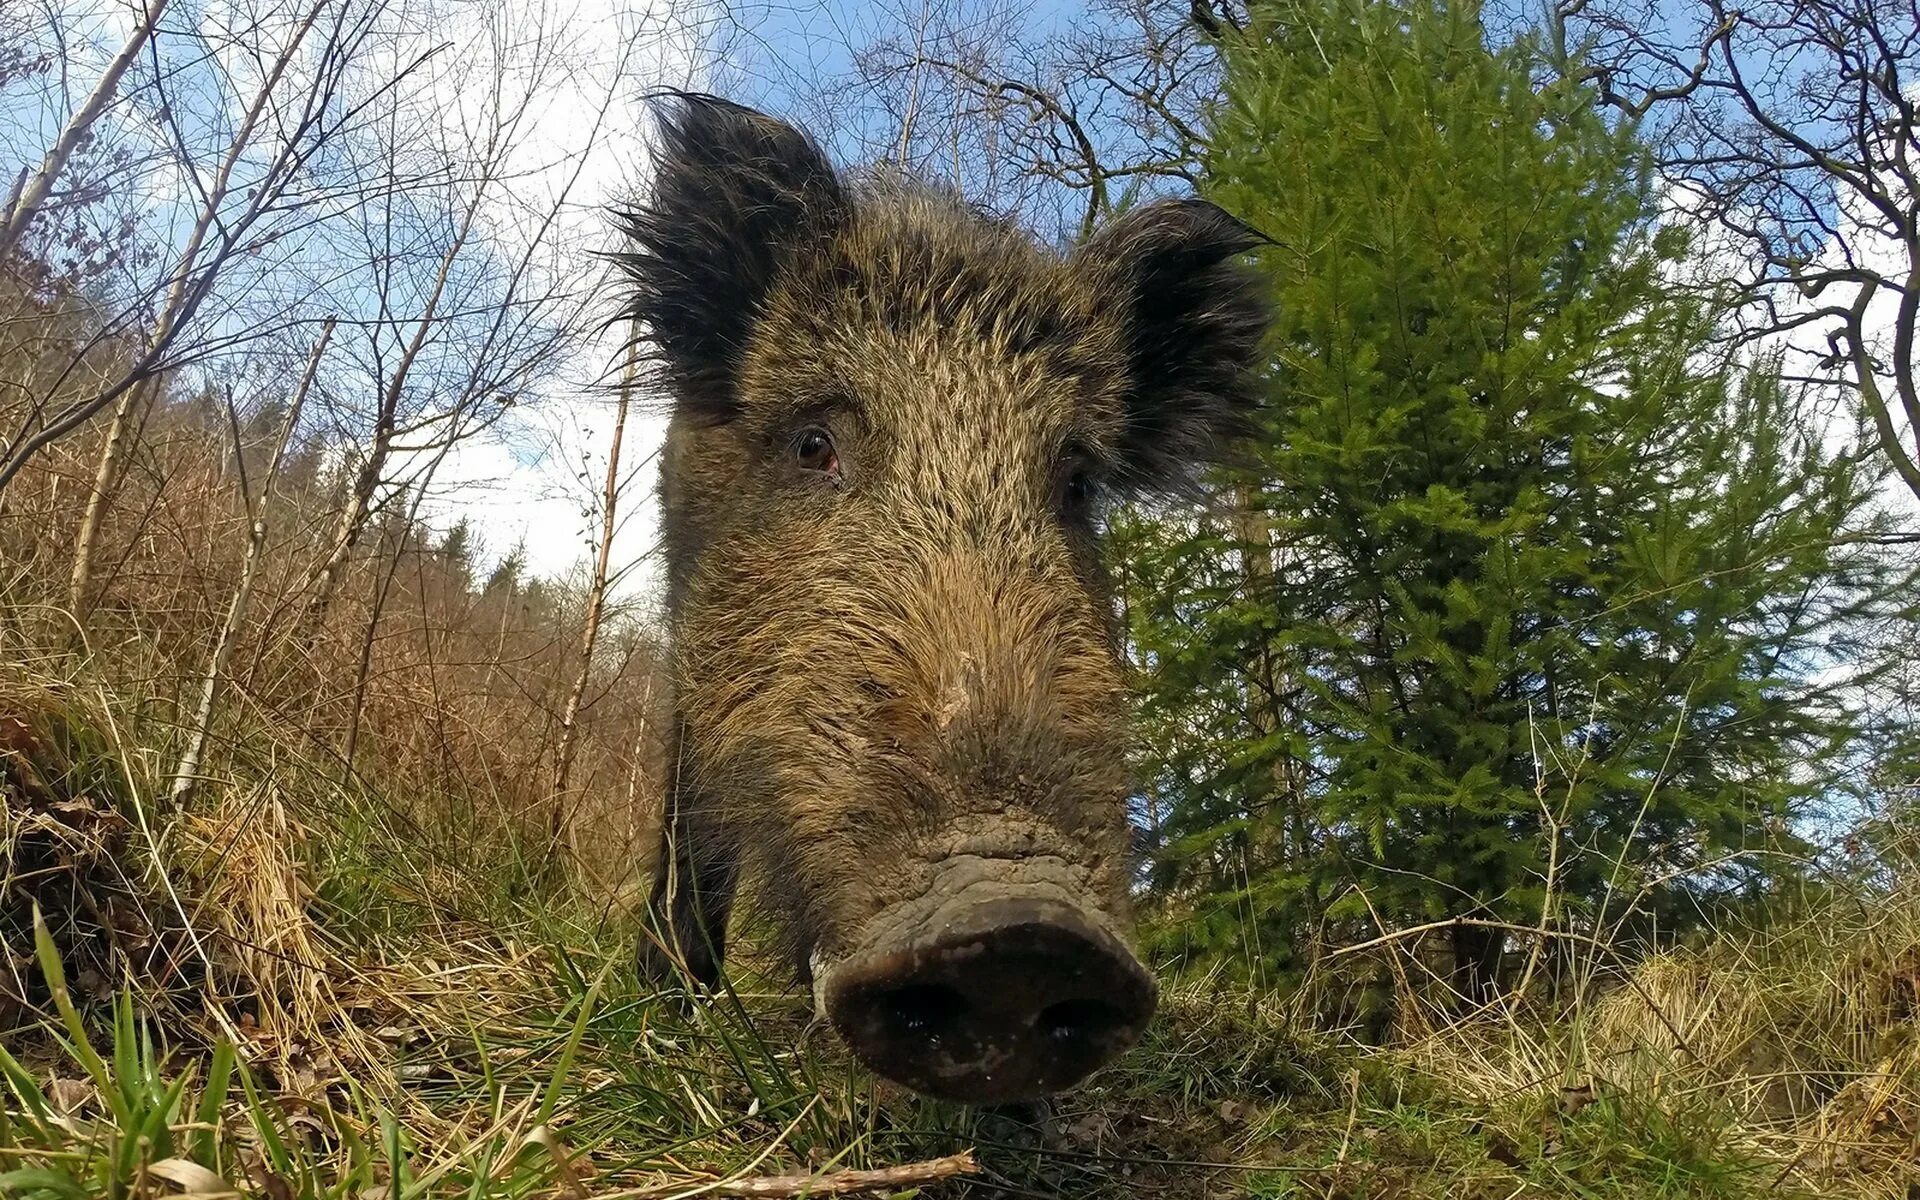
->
426, 387, 674, 597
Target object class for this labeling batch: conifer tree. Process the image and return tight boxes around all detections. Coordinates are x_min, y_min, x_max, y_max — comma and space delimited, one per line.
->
1122, 0, 1904, 1001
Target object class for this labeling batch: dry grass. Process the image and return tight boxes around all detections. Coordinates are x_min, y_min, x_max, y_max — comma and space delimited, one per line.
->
1, 585, 1916, 1198
1388, 864, 1920, 1197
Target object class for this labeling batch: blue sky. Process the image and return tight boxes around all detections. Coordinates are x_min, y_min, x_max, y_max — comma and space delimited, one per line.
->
5, 0, 1910, 593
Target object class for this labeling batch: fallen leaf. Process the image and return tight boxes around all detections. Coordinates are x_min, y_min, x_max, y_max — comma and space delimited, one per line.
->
1055, 1112, 1116, 1149
245, 1152, 295, 1200
46, 1077, 91, 1116
149, 1158, 236, 1195
1558, 1082, 1597, 1117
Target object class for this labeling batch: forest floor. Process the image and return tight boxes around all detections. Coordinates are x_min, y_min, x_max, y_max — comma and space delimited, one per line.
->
2, 663, 1917, 1200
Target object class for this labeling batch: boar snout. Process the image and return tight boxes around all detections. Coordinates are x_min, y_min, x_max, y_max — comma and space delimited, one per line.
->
819, 864, 1156, 1103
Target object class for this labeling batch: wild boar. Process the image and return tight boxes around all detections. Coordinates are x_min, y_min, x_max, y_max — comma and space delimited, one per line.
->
617, 93, 1269, 1104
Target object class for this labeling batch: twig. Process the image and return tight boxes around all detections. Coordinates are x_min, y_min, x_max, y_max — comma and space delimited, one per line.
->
615, 1150, 979, 1198
1332, 1067, 1361, 1169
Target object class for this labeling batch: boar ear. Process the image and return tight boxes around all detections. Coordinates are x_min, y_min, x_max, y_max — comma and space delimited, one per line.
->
1075, 198, 1272, 492
615, 94, 847, 424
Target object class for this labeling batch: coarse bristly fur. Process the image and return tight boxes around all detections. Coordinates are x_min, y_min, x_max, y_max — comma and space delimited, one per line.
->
614, 93, 1270, 998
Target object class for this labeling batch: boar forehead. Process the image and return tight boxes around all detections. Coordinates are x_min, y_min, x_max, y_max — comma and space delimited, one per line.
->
736, 196, 1133, 472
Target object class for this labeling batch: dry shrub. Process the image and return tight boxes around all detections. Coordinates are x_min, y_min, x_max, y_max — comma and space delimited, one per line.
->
1580, 882, 1920, 1181
0, 663, 578, 1107
1, 281, 670, 907
176, 784, 328, 1036
0, 676, 315, 1036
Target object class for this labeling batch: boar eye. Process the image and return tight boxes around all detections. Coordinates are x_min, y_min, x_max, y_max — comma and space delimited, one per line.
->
794, 426, 839, 477
1060, 467, 1094, 513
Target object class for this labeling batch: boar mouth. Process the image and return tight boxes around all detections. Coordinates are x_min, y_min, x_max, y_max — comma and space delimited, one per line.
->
816, 859, 1156, 1104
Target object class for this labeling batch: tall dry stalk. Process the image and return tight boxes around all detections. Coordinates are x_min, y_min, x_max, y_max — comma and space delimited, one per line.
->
551, 337, 638, 849
170, 320, 334, 802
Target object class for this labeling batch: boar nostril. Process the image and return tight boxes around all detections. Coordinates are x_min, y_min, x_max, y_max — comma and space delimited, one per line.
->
884, 983, 968, 1037
1038, 998, 1124, 1045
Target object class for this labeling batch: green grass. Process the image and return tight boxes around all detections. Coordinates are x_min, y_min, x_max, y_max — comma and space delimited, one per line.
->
0, 900, 1846, 1200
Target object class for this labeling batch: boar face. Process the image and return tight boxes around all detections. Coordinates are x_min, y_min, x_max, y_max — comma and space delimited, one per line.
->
619, 95, 1269, 1104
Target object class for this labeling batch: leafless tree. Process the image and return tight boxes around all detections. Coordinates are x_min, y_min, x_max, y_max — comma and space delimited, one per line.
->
0, 0, 174, 262
718, 0, 1236, 242
65, 0, 346, 629
293, 0, 634, 637
0, 0, 687, 907
0, 0, 447, 507
1556, 0, 1920, 503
